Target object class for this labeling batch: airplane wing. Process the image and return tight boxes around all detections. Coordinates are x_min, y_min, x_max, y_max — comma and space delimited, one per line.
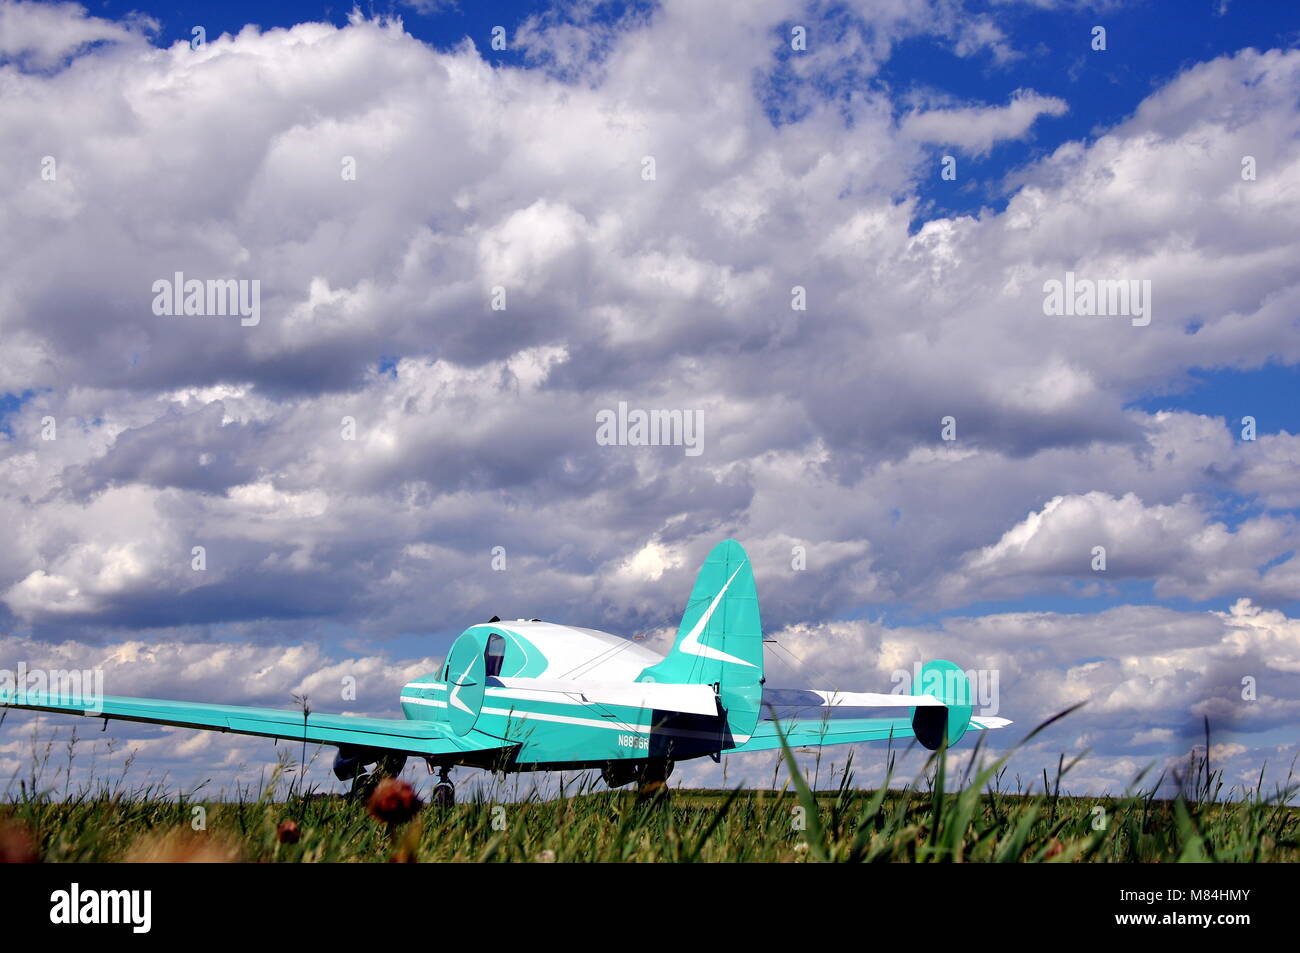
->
0, 691, 502, 757
733, 713, 1011, 752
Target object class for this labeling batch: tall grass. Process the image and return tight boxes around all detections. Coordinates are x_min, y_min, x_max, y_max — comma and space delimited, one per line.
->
1, 710, 1296, 862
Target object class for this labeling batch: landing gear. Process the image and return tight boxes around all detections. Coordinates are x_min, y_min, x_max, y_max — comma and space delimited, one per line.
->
346, 753, 407, 801
432, 764, 455, 807
635, 759, 674, 802
349, 771, 380, 801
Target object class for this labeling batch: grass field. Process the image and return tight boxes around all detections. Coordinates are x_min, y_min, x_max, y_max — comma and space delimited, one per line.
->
2, 711, 1297, 862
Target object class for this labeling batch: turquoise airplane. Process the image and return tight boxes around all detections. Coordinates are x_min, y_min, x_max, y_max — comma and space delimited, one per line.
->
1, 540, 1009, 802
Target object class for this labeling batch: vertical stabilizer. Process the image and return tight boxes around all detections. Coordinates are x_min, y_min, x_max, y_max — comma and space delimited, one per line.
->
637, 539, 764, 741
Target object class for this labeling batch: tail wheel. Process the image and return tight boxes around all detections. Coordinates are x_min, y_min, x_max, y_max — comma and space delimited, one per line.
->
635, 759, 673, 801
637, 779, 668, 800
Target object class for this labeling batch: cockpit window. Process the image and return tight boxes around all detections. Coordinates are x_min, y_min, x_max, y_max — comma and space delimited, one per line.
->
484, 633, 506, 677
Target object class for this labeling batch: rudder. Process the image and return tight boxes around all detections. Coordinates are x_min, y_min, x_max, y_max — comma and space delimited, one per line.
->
637, 539, 764, 741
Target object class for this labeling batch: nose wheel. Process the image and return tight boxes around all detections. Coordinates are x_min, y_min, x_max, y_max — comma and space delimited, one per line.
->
431, 764, 455, 807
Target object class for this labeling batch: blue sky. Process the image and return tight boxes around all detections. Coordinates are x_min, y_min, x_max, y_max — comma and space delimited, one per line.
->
83, 0, 1300, 223
1, 0, 1298, 796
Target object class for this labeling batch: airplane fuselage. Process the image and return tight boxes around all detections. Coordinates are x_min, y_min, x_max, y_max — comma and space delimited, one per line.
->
397, 620, 737, 772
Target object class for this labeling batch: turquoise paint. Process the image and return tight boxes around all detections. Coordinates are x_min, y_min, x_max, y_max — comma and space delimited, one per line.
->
443, 629, 489, 735
912, 658, 972, 747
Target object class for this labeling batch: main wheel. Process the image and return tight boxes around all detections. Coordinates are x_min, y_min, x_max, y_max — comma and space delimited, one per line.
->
349, 771, 380, 801
347, 752, 407, 801
432, 782, 455, 808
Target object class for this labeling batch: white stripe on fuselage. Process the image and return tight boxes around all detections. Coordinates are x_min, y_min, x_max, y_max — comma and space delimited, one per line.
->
398, 695, 749, 744
677, 563, 756, 668
407, 681, 715, 714
447, 655, 479, 715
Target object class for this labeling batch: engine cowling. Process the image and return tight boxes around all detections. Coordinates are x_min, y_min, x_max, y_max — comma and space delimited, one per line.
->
332, 746, 407, 781
333, 745, 377, 781
442, 629, 489, 735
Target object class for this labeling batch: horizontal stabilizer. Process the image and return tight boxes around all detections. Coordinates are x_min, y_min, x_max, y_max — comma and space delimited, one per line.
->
764, 687, 952, 710
733, 712, 1012, 752
809, 689, 947, 708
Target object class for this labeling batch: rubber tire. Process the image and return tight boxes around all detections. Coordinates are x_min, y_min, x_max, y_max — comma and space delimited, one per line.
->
349, 771, 379, 801
635, 759, 672, 802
